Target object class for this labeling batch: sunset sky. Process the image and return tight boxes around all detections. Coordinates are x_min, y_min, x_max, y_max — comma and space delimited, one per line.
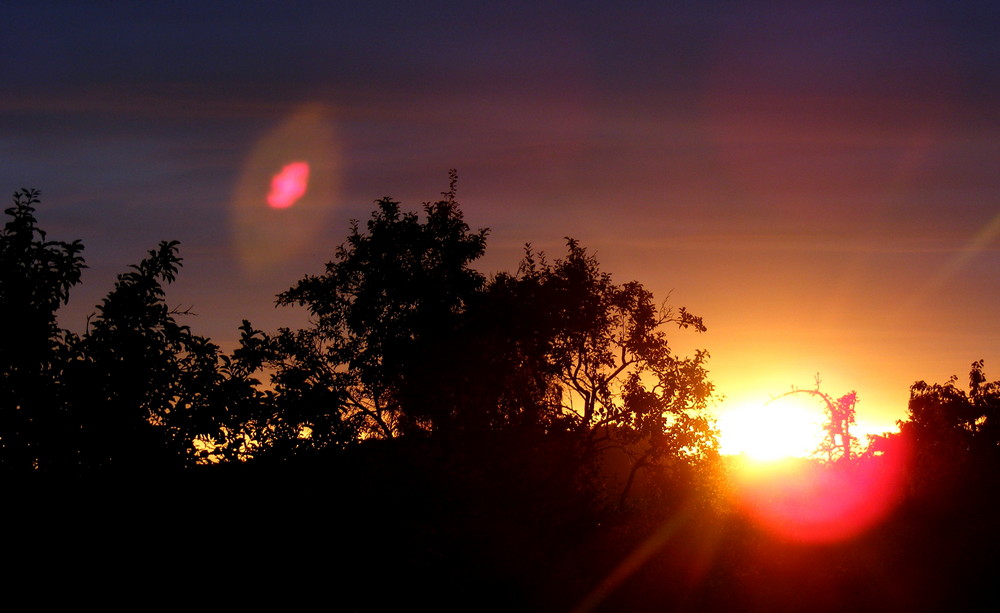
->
3, 1, 998, 438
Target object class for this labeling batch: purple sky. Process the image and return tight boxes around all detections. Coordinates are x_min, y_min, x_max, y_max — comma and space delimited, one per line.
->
3, 0, 999, 434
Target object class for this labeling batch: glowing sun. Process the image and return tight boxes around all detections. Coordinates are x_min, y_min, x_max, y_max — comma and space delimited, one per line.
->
717, 394, 827, 461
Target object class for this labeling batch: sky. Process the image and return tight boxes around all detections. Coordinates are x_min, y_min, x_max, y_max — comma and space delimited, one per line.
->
3, 0, 999, 437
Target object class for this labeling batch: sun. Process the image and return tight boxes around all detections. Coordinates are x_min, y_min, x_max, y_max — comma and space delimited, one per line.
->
718, 391, 912, 544
717, 394, 827, 461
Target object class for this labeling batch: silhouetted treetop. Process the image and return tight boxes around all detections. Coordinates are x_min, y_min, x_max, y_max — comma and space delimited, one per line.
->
902, 361, 1000, 473
1, 189, 84, 310
0, 191, 266, 471
69, 240, 206, 468
0, 179, 717, 497
1, 189, 84, 367
256, 176, 718, 506
493, 239, 717, 506
0, 189, 85, 469
274, 175, 489, 439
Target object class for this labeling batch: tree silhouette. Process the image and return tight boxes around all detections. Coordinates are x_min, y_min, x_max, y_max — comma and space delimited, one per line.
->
192, 320, 280, 463
0, 180, 718, 508
0, 189, 84, 470
274, 171, 488, 440
897, 360, 1000, 493
262, 176, 717, 505
492, 240, 717, 505
62, 241, 211, 469
907, 360, 1000, 448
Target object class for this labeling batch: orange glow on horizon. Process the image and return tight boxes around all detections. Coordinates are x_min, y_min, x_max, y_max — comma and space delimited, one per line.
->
267, 161, 310, 209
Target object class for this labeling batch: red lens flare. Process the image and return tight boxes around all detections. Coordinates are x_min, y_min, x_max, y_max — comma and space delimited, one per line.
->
730, 436, 911, 543
267, 162, 310, 209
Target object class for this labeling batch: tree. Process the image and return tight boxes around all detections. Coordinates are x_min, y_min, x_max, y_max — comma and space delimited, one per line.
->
498, 240, 718, 505
822, 390, 858, 462
770, 378, 859, 463
248, 323, 364, 457
273, 171, 488, 441
898, 360, 1000, 490
265, 176, 718, 506
0, 189, 85, 470
907, 360, 1000, 448
66, 241, 231, 470
0, 189, 281, 470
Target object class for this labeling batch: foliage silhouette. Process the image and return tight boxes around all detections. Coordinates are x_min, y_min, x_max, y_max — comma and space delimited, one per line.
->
274, 171, 488, 441
61, 241, 237, 469
0, 180, 718, 493
896, 360, 1000, 494
261, 174, 718, 506
0, 189, 84, 470
488, 240, 718, 506
0, 191, 266, 471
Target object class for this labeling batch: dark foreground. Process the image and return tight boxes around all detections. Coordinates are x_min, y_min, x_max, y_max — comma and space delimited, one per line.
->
8, 446, 998, 613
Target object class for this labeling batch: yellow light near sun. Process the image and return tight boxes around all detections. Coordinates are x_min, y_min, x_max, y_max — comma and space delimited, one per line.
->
717, 395, 827, 460
718, 391, 912, 544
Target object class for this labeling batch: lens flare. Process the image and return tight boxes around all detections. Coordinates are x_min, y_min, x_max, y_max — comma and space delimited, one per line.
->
730, 435, 910, 543
231, 103, 340, 277
267, 162, 310, 209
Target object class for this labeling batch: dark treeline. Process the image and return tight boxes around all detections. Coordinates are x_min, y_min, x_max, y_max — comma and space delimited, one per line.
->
3, 183, 1000, 611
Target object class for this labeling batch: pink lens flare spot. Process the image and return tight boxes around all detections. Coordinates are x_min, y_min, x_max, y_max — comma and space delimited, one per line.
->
267, 161, 310, 209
